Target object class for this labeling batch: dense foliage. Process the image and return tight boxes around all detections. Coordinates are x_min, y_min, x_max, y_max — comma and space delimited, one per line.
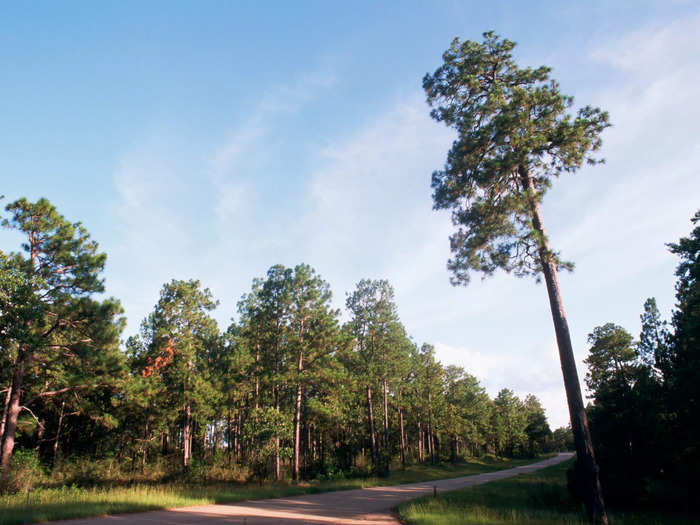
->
0, 198, 559, 492
583, 211, 700, 509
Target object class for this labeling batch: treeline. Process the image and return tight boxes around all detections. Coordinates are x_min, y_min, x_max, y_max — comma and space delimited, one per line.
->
580, 211, 699, 507
0, 197, 561, 487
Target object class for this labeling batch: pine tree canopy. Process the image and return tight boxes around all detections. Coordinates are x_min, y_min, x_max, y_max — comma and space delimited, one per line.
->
423, 31, 610, 284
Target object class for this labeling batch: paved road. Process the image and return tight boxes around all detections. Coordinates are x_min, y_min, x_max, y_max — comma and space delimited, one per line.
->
55, 453, 573, 525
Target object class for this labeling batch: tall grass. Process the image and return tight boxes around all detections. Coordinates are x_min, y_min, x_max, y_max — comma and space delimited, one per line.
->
397, 460, 695, 525
0, 455, 541, 525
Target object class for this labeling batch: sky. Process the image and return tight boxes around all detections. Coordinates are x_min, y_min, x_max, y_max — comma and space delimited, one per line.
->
1, 1, 699, 428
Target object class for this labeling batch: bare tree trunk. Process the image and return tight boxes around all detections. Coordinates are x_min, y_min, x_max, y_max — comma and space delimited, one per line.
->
428, 393, 435, 463
293, 320, 306, 482
0, 386, 10, 442
183, 402, 192, 470
427, 423, 434, 462
293, 349, 303, 481
0, 349, 27, 469
274, 387, 280, 481
306, 425, 311, 468
366, 384, 377, 470
141, 419, 149, 474
254, 346, 260, 413
398, 401, 406, 469
382, 379, 389, 450
519, 165, 608, 525
52, 401, 65, 469
236, 410, 242, 459
418, 420, 423, 462
35, 419, 45, 458
227, 405, 232, 465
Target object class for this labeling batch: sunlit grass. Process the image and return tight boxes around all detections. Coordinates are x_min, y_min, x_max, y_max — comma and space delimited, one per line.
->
0, 455, 543, 525
397, 460, 695, 525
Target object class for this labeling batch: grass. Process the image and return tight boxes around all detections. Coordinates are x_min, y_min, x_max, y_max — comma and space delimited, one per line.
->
397, 459, 696, 525
0, 455, 543, 525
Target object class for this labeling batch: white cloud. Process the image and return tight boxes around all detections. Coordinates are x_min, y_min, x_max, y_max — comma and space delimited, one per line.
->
301, 94, 454, 295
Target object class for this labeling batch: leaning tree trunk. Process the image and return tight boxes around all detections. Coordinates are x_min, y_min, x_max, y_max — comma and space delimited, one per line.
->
366, 384, 378, 471
519, 165, 608, 525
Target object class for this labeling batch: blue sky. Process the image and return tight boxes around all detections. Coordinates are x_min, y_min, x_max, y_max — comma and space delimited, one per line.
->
2, 1, 699, 427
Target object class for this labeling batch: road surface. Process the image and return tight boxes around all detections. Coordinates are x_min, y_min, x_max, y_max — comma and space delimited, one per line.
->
54, 453, 573, 525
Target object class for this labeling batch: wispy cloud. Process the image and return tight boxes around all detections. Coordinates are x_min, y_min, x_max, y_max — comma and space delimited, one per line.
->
107, 68, 338, 335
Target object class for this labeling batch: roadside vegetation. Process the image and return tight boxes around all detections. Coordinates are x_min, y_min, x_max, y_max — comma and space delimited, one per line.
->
0, 455, 543, 525
397, 459, 696, 525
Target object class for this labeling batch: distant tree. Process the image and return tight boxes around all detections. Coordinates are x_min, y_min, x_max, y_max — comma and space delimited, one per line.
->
213, 323, 252, 465
131, 279, 219, 470
0, 198, 125, 470
345, 279, 401, 474
583, 324, 636, 393
285, 264, 339, 481
523, 394, 551, 456
637, 298, 670, 374
442, 367, 491, 459
548, 426, 575, 452
423, 32, 610, 524
413, 344, 445, 464
491, 389, 526, 457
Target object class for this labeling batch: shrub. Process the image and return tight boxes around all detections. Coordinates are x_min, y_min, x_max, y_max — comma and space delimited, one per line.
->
0, 448, 44, 495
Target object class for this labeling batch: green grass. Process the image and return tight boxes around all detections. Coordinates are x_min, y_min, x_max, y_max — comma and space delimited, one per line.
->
0, 455, 542, 525
397, 460, 696, 525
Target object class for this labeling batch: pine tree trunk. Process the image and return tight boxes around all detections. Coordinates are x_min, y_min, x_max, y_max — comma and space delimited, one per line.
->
236, 411, 242, 459
293, 323, 305, 482
141, 419, 149, 474
0, 348, 27, 469
398, 402, 406, 469
254, 346, 260, 413
52, 401, 65, 469
427, 393, 435, 463
519, 165, 608, 525
227, 405, 232, 465
383, 379, 389, 450
35, 419, 45, 458
418, 420, 423, 462
293, 380, 302, 481
366, 384, 377, 471
274, 387, 280, 481
0, 385, 10, 442
306, 425, 311, 468
426, 426, 435, 463
183, 402, 192, 470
